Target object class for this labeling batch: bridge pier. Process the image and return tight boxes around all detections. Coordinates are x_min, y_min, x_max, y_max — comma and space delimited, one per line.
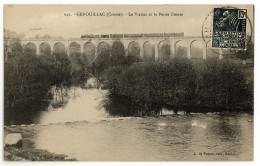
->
122, 40, 130, 53
80, 46, 83, 55
140, 46, 143, 58
154, 43, 159, 60
219, 49, 223, 59
50, 48, 53, 56
36, 45, 40, 56
187, 45, 191, 59
170, 45, 175, 58
49, 43, 55, 56
94, 46, 98, 59
203, 46, 207, 59
65, 43, 70, 56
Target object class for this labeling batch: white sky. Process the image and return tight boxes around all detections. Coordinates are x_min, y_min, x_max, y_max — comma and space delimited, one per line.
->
4, 5, 254, 39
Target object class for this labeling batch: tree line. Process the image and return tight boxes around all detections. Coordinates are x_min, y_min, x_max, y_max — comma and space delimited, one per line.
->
104, 58, 253, 116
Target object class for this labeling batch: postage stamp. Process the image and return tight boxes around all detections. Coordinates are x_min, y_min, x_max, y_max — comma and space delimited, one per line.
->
212, 8, 247, 49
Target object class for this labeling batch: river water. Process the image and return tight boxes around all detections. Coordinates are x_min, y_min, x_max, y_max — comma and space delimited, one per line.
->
34, 88, 253, 161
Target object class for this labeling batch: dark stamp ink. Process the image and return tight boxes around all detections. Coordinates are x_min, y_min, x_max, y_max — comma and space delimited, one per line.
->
212, 8, 247, 49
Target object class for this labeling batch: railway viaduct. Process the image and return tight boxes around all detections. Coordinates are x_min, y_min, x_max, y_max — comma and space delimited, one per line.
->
6, 34, 223, 61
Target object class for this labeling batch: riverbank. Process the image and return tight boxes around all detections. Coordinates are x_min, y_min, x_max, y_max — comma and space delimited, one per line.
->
4, 125, 77, 161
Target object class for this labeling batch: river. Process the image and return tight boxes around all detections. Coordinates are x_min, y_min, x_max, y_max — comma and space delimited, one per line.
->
28, 87, 253, 161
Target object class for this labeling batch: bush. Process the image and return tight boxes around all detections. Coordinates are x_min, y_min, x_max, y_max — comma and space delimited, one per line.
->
70, 52, 91, 87
4, 52, 74, 125
104, 58, 253, 116
4, 54, 54, 125
104, 58, 197, 116
197, 59, 253, 112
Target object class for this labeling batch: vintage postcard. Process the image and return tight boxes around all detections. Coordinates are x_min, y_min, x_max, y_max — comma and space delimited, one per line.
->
3, 5, 254, 161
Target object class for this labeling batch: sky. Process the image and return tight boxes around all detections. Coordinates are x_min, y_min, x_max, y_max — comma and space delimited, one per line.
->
4, 5, 254, 39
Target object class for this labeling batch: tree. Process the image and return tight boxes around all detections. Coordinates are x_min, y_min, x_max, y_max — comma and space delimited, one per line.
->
93, 50, 111, 75
111, 41, 126, 66
198, 59, 251, 112
236, 39, 254, 65
51, 53, 72, 107
105, 58, 197, 116
126, 42, 142, 65
159, 44, 171, 61
4, 29, 24, 62
175, 46, 187, 58
4, 53, 54, 125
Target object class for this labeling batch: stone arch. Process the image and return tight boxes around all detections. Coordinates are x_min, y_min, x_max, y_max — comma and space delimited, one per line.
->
126, 41, 142, 63
128, 41, 140, 57
112, 40, 125, 49
39, 42, 51, 56
111, 40, 125, 55
97, 41, 111, 55
158, 40, 171, 61
53, 42, 66, 54
92, 42, 112, 69
83, 42, 96, 64
11, 42, 22, 53
111, 41, 125, 66
69, 42, 81, 55
175, 40, 187, 58
190, 40, 204, 59
24, 42, 37, 54
143, 41, 155, 62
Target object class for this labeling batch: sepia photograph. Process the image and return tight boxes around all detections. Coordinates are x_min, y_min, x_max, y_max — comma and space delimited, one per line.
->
3, 4, 254, 162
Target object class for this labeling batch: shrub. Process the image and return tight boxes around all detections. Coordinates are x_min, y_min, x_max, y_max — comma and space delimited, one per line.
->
104, 58, 197, 116
4, 54, 53, 125
198, 59, 252, 112
4, 52, 74, 125
104, 58, 252, 116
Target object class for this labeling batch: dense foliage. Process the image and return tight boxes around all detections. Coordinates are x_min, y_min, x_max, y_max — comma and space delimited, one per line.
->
104, 58, 253, 116
198, 59, 253, 112
4, 50, 73, 125
4, 54, 53, 125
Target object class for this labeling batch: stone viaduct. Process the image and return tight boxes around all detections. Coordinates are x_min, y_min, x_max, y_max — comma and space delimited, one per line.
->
9, 34, 223, 60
